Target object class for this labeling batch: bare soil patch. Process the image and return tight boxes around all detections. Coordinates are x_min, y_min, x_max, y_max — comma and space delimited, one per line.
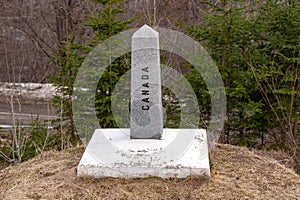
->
0, 144, 299, 199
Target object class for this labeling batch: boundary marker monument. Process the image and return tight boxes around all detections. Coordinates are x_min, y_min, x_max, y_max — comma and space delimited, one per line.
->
77, 25, 210, 178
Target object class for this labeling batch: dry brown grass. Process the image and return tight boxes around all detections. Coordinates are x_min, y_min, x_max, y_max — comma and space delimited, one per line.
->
0, 144, 299, 199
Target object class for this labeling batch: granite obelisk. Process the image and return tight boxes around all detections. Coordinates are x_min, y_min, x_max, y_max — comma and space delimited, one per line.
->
130, 25, 163, 139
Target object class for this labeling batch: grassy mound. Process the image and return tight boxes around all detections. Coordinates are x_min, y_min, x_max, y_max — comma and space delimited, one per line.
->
0, 144, 299, 199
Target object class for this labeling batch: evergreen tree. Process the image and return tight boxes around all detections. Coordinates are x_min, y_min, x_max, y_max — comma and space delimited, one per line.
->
184, 0, 299, 171
51, 0, 133, 146
84, 0, 132, 128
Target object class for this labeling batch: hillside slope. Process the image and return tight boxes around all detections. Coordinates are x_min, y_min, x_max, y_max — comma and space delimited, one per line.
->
0, 144, 299, 199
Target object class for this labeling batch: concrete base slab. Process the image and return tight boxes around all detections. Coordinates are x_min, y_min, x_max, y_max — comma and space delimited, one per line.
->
77, 129, 210, 178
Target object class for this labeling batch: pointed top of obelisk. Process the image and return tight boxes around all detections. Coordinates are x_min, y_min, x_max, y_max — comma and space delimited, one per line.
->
133, 24, 158, 38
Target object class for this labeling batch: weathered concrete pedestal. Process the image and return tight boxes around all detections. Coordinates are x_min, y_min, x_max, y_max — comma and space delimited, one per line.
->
77, 129, 210, 178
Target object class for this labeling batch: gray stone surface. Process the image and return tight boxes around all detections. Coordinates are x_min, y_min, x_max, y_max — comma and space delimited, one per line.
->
130, 25, 163, 139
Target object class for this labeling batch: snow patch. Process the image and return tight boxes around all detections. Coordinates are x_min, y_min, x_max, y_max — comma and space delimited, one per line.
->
0, 82, 57, 101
